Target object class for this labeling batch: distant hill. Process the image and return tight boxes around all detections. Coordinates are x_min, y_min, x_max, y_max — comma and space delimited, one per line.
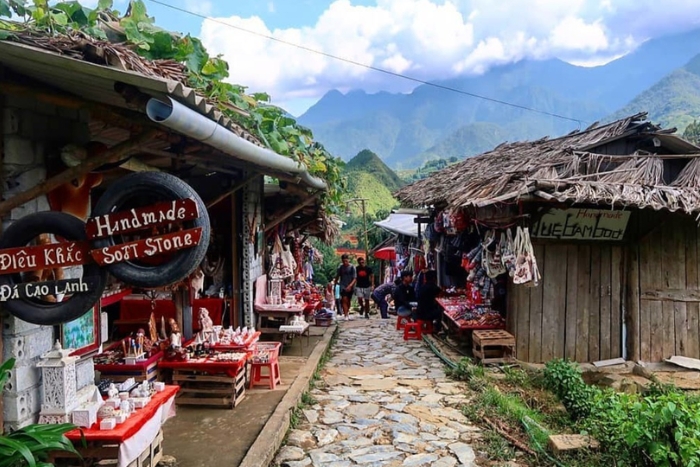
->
300, 28, 700, 168
343, 150, 402, 216
345, 149, 405, 192
608, 53, 700, 132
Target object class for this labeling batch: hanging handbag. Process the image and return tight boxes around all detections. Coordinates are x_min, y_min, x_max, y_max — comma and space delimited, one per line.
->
522, 228, 541, 288
483, 230, 507, 278
513, 227, 534, 285
501, 229, 517, 277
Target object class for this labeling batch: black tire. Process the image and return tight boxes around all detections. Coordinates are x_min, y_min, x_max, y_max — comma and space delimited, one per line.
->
90, 172, 210, 288
0, 212, 107, 325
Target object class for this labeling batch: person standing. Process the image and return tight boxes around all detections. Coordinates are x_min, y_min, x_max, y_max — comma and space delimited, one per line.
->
371, 278, 399, 319
416, 270, 443, 333
335, 254, 356, 320
333, 280, 342, 316
393, 270, 416, 319
354, 257, 374, 319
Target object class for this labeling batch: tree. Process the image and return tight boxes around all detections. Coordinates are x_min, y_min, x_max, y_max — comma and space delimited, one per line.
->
683, 120, 700, 145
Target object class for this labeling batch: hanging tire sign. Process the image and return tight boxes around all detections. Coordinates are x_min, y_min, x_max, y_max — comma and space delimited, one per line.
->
88, 172, 210, 289
0, 172, 210, 325
0, 212, 108, 325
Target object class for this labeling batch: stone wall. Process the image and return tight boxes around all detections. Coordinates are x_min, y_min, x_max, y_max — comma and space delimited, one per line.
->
1, 91, 90, 431
241, 175, 264, 328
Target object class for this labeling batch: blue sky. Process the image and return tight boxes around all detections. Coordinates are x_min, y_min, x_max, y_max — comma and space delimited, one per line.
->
121, 1, 700, 116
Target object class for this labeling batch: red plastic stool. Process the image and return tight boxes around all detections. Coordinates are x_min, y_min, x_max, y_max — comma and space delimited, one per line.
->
396, 315, 410, 330
249, 360, 282, 390
417, 320, 434, 335
404, 322, 422, 340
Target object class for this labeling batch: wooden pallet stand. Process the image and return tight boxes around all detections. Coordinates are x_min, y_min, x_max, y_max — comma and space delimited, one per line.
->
49, 429, 163, 467
472, 329, 515, 364
173, 365, 246, 408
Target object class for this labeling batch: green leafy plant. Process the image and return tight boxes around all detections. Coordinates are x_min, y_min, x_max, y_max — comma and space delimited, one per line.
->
0, 0, 347, 213
0, 358, 80, 467
542, 359, 597, 420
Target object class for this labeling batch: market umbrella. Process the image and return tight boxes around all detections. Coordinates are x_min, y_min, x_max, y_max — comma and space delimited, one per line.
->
373, 246, 397, 261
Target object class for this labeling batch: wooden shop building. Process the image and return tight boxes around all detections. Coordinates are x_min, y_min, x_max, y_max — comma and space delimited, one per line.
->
396, 113, 700, 364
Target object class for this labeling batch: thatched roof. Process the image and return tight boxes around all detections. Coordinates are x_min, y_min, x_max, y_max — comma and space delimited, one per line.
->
395, 113, 700, 214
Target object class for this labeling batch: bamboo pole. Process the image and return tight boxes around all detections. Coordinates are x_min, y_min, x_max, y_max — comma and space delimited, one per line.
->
206, 173, 259, 209
0, 129, 160, 217
264, 194, 320, 233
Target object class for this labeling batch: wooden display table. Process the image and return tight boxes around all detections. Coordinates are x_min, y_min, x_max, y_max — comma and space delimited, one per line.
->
473, 329, 515, 364
52, 386, 179, 467
94, 342, 164, 383
255, 303, 305, 339
159, 358, 247, 408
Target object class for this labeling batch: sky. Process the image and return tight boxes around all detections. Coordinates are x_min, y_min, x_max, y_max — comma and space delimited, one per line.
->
121, 0, 700, 116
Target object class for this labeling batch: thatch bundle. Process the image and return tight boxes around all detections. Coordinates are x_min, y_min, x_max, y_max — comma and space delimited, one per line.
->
395, 113, 700, 214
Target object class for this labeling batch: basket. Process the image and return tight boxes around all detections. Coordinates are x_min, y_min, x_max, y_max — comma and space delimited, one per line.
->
315, 317, 333, 327
251, 342, 281, 364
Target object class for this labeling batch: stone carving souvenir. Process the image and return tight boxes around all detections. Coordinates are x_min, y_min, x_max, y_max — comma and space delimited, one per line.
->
168, 318, 182, 348
107, 383, 119, 399
98, 405, 115, 419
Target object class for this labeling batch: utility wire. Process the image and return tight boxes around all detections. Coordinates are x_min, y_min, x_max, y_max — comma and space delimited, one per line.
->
147, 0, 585, 126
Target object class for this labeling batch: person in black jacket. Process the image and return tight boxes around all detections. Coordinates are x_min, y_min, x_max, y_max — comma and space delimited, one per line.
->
416, 270, 442, 333
393, 270, 416, 318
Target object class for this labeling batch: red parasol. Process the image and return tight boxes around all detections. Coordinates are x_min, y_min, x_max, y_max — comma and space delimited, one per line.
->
373, 246, 397, 261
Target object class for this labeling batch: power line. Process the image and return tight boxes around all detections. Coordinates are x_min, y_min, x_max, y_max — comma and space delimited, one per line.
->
147, 0, 585, 126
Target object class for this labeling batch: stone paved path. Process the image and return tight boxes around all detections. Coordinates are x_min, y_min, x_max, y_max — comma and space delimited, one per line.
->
273, 319, 481, 467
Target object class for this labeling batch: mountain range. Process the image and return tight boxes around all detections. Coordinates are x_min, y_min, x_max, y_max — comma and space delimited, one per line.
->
299, 28, 700, 169
342, 149, 402, 216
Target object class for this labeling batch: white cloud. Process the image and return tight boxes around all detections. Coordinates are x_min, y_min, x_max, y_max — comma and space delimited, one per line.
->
198, 0, 700, 113
184, 0, 212, 17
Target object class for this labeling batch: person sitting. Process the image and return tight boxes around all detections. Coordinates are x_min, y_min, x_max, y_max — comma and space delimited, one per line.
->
416, 270, 443, 334
393, 270, 416, 319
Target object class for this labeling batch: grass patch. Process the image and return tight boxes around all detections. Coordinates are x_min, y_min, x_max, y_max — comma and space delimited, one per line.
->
448, 358, 607, 467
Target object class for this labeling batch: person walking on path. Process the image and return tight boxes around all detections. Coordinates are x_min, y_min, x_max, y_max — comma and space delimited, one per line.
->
274, 319, 480, 466
354, 257, 374, 319
335, 254, 356, 320
393, 270, 416, 319
371, 278, 399, 319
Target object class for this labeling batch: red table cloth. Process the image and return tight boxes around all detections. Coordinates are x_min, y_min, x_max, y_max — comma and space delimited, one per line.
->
65, 385, 179, 443
119, 298, 225, 331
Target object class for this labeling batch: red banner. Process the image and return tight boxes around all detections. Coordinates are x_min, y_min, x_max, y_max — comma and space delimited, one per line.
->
85, 199, 199, 240
0, 241, 91, 274
90, 227, 203, 266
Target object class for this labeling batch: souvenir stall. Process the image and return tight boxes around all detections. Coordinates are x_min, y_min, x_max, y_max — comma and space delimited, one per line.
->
422, 208, 542, 356
253, 227, 324, 342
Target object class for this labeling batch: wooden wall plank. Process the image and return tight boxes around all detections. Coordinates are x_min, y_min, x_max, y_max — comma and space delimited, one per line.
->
528, 243, 545, 362
687, 221, 700, 358
670, 222, 688, 356
588, 246, 601, 362
599, 246, 612, 360
565, 245, 579, 360
540, 244, 567, 360
611, 246, 622, 358
510, 283, 531, 361
638, 224, 657, 362
627, 244, 641, 361
576, 245, 591, 362
649, 300, 665, 361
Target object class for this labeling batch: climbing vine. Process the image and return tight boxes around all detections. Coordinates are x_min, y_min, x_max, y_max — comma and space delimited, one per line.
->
0, 0, 346, 212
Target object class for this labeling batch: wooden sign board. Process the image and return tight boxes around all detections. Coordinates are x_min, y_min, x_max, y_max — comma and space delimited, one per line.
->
0, 278, 96, 302
90, 227, 203, 266
0, 241, 91, 274
86, 199, 199, 240
531, 208, 630, 241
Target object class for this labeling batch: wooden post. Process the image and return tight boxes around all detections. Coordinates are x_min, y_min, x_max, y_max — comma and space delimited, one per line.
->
0, 130, 160, 216
231, 192, 240, 329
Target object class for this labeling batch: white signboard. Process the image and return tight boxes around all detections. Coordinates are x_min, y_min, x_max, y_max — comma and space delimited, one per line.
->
531, 208, 630, 241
